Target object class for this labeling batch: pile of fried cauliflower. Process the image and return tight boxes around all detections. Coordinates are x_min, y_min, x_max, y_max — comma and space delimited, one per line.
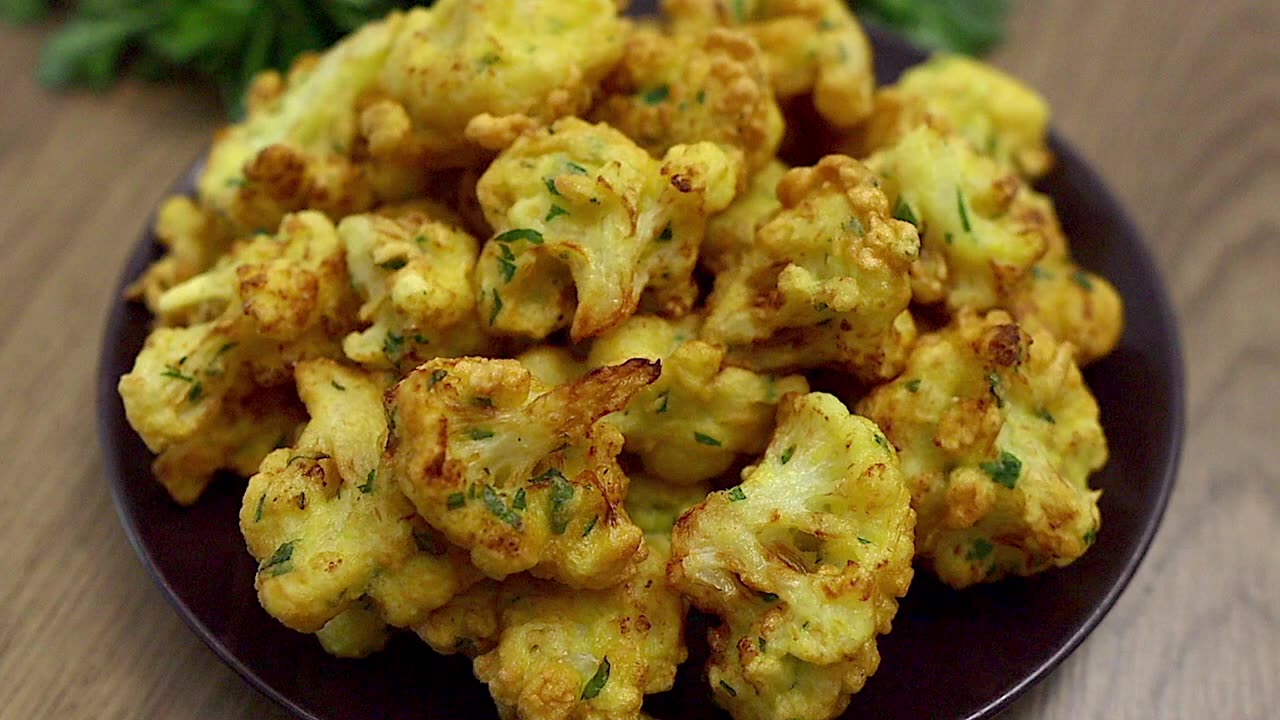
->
118, 1, 1123, 718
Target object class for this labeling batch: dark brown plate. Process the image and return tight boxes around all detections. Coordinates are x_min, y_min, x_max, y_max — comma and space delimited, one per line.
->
96, 24, 1184, 720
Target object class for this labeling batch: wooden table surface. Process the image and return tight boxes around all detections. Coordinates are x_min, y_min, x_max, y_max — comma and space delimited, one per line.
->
1, 2, 1276, 719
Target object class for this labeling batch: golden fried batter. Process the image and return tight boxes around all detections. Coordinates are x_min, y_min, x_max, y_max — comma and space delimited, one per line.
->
384, 357, 658, 586
126, 196, 236, 320
594, 24, 784, 170
475, 117, 742, 341
857, 310, 1107, 588
669, 393, 914, 720
703, 155, 919, 382
701, 159, 786, 274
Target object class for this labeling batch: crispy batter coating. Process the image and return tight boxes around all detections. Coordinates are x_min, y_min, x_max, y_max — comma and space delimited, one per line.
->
665, 0, 875, 129
1004, 195, 1124, 364
200, 14, 428, 235
865, 125, 1049, 312
593, 24, 783, 171
339, 210, 492, 371
702, 159, 786, 274
845, 54, 1053, 178
126, 196, 236, 320
703, 155, 919, 382
669, 392, 915, 720
316, 601, 392, 658
588, 315, 809, 485
375, 0, 627, 167
475, 117, 743, 341
152, 384, 306, 505
516, 345, 589, 386
384, 357, 659, 586
856, 310, 1107, 588
241, 360, 481, 634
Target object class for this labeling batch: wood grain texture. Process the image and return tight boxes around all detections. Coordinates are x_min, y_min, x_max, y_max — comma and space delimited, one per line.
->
0, 2, 1275, 719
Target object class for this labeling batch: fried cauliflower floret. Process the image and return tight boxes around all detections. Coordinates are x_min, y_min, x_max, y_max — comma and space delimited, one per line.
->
474, 545, 686, 720
126, 196, 236, 320
702, 159, 786, 274
669, 392, 914, 720
152, 384, 306, 505
665, 0, 875, 129
375, 0, 627, 167
1004, 196, 1124, 364
316, 601, 392, 659
866, 125, 1048, 312
339, 211, 491, 371
475, 118, 743, 341
588, 315, 809, 485
517, 346, 588, 386
847, 54, 1052, 178
593, 24, 783, 171
415, 578, 507, 657
703, 155, 919, 382
383, 357, 659, 586
199, 14, 427, 235
120, 212, 359, 455
856, 310, 1107, 588
241, 360, 480, 635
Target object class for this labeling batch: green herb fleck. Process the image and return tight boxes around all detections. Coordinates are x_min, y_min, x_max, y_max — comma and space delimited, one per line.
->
727, 486, 747, 502
1084, 527, 1098, 545
945, 231, 955, 245
719, 680, 738, 697
905, 378, 921, 392
893, 198, 918, 226
493, 228, 544, 245
497, 242, 518, 283
473, 396, 494, 408
956, 188, 972, 232
979, 451, 1022, 489
1037, 408, 1057, 424
1072, 270, 1094, 290
447, 492, 466, 510
469, 429, 496, 440
413, 529, 446, 556
383, 332, 405, 360
413, 334, 431, 345
694, 432, 722, 447
429, 369, 448, 387
967, 537, 994, 561
986, 371, 1003, 408
759, 591, 780, 603
482, 486, 522, 529
873, 432, 888, 449
582, 515, 599, 537
477, 52, 501, 67
858, 536, 873, 545
780, 445, 796, 465
758, 637, 767, 652
657, 222, 673, 242
187, 381, 203, 403
544, 177, 561, 196
358, 469, 376, 494
640, 85, 670, 105
566, 161, 589, 175
655, 391, 670, 414
581, 657, 611, 700
545, 204, 569, 222
253, 494, 266, 523
260, 541, 296, 577
331, 380, 346, 391
513, 487, 527, 511
1031, 265, 1053, 280
696, 89, 707, 104
489, 289, 503, 325
379, 257, 407, 271
545, 471, 575, 534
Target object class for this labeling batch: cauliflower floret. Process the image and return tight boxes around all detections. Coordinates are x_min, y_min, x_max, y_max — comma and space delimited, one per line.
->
665, 0, 875, 129
1004, 196, 1124, 364
199, 14, 428, 235
474, 118, 743, 341
415, 578, 507, 657
126, 196, 236, 320
702, 160, 786, 274
703, 155, 919, 382
846, 54, 1053, 178
856, 310, 1108, 588
383, 357, 659, 587
240, 359, 480, 635
473, 545, 685, 720
865, 125, 1048, 311
120, 212, 358, 455
338, 210, 492, 371
588, 315, 809, 485
152, 383, 306, 505
593, 24, 783, 171
669, 392, 915, 720
375, 0, 626, 167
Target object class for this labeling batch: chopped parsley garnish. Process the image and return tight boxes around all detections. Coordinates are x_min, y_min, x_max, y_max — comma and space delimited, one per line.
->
986, 371, 1004, 408
1072, 270, 1094, 290
489, 289, 503, 325
858, 537, 873, 545
757, 637, 767, 651
905, 378, 921, 392
1037, 407, 1057, 424
582, 515, 598, 537
727, 486, 747, 502
161, 365, 202, 402
1031, 265, 1054, 280
331, 380, 346, 391
893, 198, 918, 226
581, 657, 611, 700
566, 161, 589, 175
640, 85, 670, 105
966, 537, 994, 561
945, 231, 955, 245
482, 486, 522, 529
469, 429, 496, 440
378, 257, 407, 271
260, 540, 296, 577
477, 52, 501, 68
497, 242, 518, 283
979, 451, 1022, 489
873, 432, 888, 449
1084, 527, 1098, 545
413, 529, 445, 556
383, 332, 405, 360
657, 223, 673, 242
472, 396, 494, 408
779, 445, 796, 465
187, 381, 204, 403
446, 492, 466, 510
956, 188, 972, 232
253, 494, 266, 523
546, 471, 575, 534
429, 369, 448, 387
719, 680, 738, 697
544, 177, 561, 196
512, 487, 527, 511
413, 334, 431, 345
696, 89, 707, 104
759, 591, 780, 602
694, 432, 722, 447
655, 390, 670, 414
493, 228, 544, 245
358, 469, 376, 494
545, 204, 569, 222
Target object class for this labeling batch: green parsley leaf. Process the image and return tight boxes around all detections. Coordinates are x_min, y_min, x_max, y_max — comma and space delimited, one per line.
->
260, 540, 297, 577
719, 680, 738, 697
253, 493, 266, 523
489, 289, 503, 325
640, 85, 670, 104
544, 177, 561, 196
413, 528, 446, 556
694, 432, 722, 447
581, 657, 611, 700
469, 429, 496, 440
541, 470, 574, 534
966, 537, 995, 561
779, 445, 796, 465
545, 204, 569, 222
856, 0, 1012, 56
429, 369, 448, 387
727, 486, 747, 502
482, 485, 522, 529
513, 487, 527, 511
956, 187, 972, 232
759, 591, 780, 602
446, 492, 466, 510
655, 391, 670, 414
358, 469, 376, 494
1031, 265, 1054, 280
1072, 270, 1095, 290
905, 378, 922, 392
858, 536, 873, 545
979, 451, 1022, 489
379, 257, 408, 271
493, 228, 544, 245
566, 161, 589, 175
657, 223, 673, 242
582, 515, 598, 537
383, 332, 405, 360
1037, 408, 1057, 424
331, 380, 346, 391
893, 198, 918, 226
